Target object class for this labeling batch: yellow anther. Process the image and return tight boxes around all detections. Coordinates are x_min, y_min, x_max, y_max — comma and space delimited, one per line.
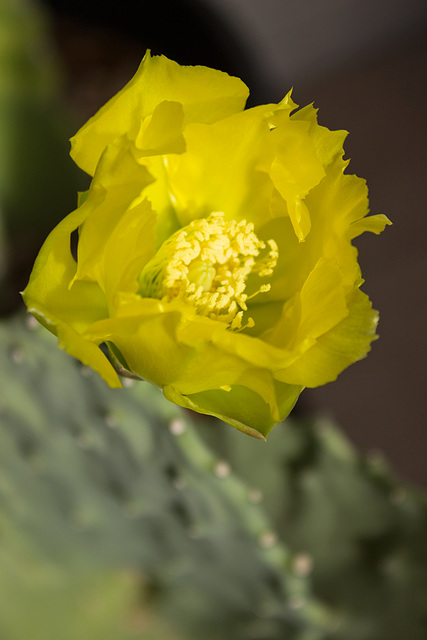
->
139, 212, 278, 330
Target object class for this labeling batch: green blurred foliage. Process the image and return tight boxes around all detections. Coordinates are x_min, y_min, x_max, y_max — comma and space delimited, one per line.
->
0, 315, 329, 640
1, 314, 426, 640
0, 0, 85, 312
197, 410, 427, 639
0, 532, 174, 640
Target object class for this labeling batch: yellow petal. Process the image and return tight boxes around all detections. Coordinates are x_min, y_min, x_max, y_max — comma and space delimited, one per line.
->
163, 108, 270, 226
349, 213, 392, 239
163, 385, 272, 439
291, 257, 349, 346
73, 140, 154, 289
285, 198, 312, 242
275, 289, 378, 387
175, 312, 298, 372
164, 379, 303, 439
57, 323, 121, 388
82, 298, 194, 388
135, 100, 185, 157
102, 199, 157, 307
70, 50, 249, 176
292, 103, 348, 167
269, 116, 326, 241
22, 206, 108, 335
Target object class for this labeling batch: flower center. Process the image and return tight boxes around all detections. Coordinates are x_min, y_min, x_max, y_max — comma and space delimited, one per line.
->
139, 212, 278, 330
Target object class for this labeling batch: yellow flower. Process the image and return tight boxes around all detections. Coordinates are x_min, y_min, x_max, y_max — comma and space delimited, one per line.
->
22, 51, 390, 439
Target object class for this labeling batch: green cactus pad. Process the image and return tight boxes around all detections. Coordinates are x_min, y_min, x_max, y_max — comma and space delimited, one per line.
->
0, 315, 329, 640
196, 407, 427, 640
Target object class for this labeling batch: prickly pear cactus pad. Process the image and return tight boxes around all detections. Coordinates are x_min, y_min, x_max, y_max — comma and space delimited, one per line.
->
195, 415, 427, 640
22, 51, 391, 438
0, 316, 331, 640
0, 526, 178, 640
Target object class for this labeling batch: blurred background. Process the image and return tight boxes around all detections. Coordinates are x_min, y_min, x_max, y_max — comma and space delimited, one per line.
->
1, 0, 426, 485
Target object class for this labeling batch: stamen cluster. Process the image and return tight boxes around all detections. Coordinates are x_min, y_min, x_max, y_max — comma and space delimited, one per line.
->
140, 213, 278, 330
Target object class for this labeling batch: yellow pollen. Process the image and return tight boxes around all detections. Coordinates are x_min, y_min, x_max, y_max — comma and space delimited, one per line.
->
139, 212, 278, 330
